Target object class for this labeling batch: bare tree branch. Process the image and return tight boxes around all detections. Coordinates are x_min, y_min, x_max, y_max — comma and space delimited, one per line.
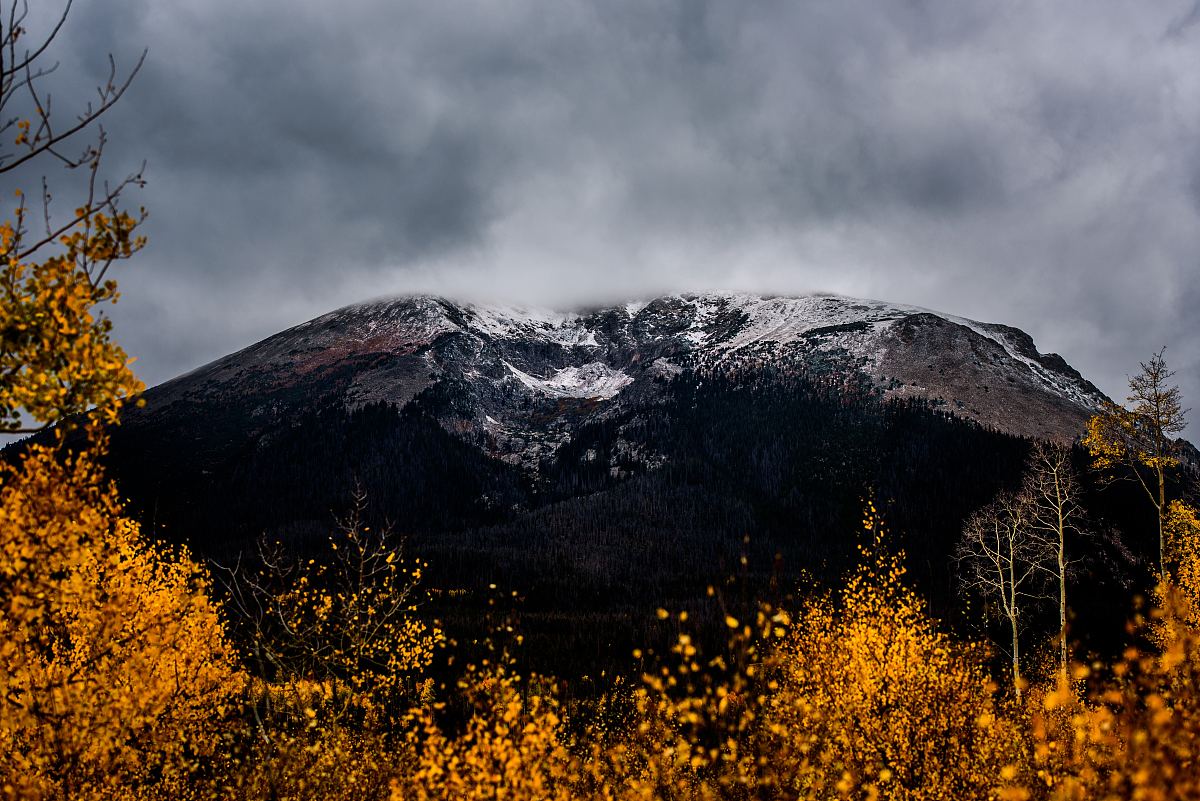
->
957, 488, 1054, 699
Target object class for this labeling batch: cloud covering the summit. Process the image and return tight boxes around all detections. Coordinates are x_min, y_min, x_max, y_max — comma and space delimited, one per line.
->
28, 0, 1200, 425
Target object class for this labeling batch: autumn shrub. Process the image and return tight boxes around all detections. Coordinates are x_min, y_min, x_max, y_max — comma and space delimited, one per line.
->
201, 722, 402, 801
1165, 501, 1200, 624
220, 487, 443, 736
761, 516, 1026, 800
574, 617, 769, 800
390, 660, 576, 801
0, 441, 242, 800
563, 508, 1025, 801
1012, 511, 1200, 801
1016, 588, 1200, 800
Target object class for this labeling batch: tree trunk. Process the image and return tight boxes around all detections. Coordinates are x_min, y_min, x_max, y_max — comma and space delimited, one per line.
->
1057, 486, 1068, 683
1008, 555, 1021, 701
1158, 463, 1167, 581
1010, 608, 1021, 701
1058, 538, 1067, 683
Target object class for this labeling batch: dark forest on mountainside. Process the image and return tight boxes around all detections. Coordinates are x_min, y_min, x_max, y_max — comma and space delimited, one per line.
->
100, 369, 1166, 679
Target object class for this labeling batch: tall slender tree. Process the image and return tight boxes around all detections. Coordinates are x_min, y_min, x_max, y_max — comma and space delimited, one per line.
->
956, 490, 1053, 699
1084, 348, 1189, 580
1023, 442, 1086, 682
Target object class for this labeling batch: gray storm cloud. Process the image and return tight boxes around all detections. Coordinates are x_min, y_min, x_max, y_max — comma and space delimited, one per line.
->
25, 0, 1200, 428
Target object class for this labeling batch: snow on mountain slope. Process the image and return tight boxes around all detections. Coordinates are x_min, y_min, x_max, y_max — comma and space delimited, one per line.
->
504, 361, 633, 399
136, 292, 1108, 469
455, 292, 1104, 422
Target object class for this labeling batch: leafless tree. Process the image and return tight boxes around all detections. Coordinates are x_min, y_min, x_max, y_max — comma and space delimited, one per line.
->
216, 486, 437, 736
957, 489, 1054, 699
1022, 441, 1088, 683
0, 0, 146, 269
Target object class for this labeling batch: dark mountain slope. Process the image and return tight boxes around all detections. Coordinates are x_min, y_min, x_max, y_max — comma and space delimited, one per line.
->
97, 292, 1155, 676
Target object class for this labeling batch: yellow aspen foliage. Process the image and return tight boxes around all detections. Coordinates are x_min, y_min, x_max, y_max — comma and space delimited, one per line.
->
572, 507, 1024, 801
0, 202, 145, 434
1165, 501, 1200, 620
0, 442, 242, 800
0, 0, 148, 437
1021, 590, 1200, 801
207, 723, 402, 801
579, 629, 767, 800
1017, 504, 1200, 801
391, 663, 576, 801
1082, 350, 1187, 578
763, 507, 1025, 800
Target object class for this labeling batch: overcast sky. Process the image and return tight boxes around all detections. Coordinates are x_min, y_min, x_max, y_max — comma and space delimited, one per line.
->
26, 1, 1200, 429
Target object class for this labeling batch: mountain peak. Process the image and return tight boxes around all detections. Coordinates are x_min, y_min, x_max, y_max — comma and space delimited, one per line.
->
140, 291, 1106, 462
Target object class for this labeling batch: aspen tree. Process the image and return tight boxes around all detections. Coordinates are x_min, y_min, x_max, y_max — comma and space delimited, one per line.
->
956, 490, 1053, 699
0, 0, 147, 434
1023, 442, 1087, 682
1084, 348, 1189, 579
0, 5, 242, 797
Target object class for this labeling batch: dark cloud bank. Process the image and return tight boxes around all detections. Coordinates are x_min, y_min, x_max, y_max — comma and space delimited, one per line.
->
30, 1, 1200, 427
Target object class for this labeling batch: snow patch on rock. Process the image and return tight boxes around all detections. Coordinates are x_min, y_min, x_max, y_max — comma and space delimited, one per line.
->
504, 361, 634, 400
466, 304, 577, 339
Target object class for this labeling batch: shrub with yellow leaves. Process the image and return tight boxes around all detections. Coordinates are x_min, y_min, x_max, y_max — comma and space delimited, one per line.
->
0, 442, 242, 800
391, 661, 576, 801
763, 506, 1025, 800
570, 506, 1023, 801
1165, 500, 1200, 621
205, 502, 1200, 801
578, 615, 772, 800
1011, 501, 1200, 800
1019, 587, 1200, 801
221, 486, 443, 734
203, 719, 403, 801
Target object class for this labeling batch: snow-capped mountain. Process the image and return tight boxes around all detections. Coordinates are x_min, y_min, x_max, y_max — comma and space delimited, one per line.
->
105, 292, 1138, 679
140, 292, 1105, 472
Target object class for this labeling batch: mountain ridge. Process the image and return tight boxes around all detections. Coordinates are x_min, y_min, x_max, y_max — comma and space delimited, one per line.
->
138, 291, 1107, 467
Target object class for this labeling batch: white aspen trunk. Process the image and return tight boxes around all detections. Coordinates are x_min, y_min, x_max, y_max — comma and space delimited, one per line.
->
1158, 463, 1167, 581
1010, 606, 1021, 701
1057, 476, 1068, 683
1008, 553, 1021, 701
1058, 536, 1067, 683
